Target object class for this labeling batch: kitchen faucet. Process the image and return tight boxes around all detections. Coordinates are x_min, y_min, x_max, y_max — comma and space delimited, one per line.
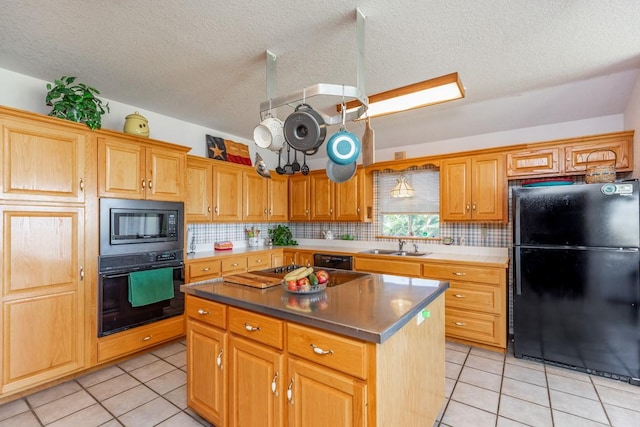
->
398, 239, 406, 251
413, 243, 419, 253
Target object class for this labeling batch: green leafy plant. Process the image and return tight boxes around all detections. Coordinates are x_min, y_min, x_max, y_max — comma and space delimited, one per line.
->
45, 76, 110, 129
268, 225, 298, 246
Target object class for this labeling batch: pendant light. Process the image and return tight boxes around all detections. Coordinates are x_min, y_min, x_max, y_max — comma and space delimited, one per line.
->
390, 175, 415, 198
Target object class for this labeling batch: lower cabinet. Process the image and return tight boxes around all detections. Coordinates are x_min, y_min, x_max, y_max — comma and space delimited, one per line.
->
422, 261, 507, 352
185, 293, 446, 427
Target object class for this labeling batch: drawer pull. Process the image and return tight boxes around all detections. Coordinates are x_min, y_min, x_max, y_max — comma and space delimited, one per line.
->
216, 349, 223, 369
452, 272, 467, 276
310, 344, 334, 355
142, 335, 152, 341
454, 321, 467, 327
231, 263, 239, 267
287, 379, 294, 403
244, 323, 260, 332
197, 309, 210, 315
453, 294, 466, 298
201, 267, 211, 272
256, 259, 262, 263
271, 372, 279, 397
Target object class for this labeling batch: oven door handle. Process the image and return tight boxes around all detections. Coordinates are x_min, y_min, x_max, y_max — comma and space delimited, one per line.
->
100, 264, 183, 280
101, 272, 131, 279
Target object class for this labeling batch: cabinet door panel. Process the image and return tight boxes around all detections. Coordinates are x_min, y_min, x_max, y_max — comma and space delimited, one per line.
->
440, 158, 471, 221
506, 148, 560, 177
244, 171, 268, 221
471, 154, 505, 221
0, 118, 87, 202
229, 336, 284, 427
146, 147, 184, 201
98, 136, 145, 199
287, 357, 366, 427
186, 158, 213, 222
288, 176, 310, 221
268, 174, 289, 221
310, 173, 334, 220
187, 320, 226, 426
564, 139, 631, 173
335, 171, 361, 221
213, 166, 243, 221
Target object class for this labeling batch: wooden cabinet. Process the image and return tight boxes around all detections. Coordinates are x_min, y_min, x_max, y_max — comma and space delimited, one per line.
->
0, 204, 87, 394
186, 250, 280, 284
283, 250, 297, 266
288, 174, 311, 221
0, 113, 90, 203
228, 308, 285, 427
422, 262, 507, 352
244, 171, 289, 222
185, 156, 213, 222
186, 293, 446, 427
98, 133, 187, 201
213, 163, 243, 221
186, 258, 222, 283
506, 130, 633, 179
185, 296, 227, 427
308, 169, 372, 222
440, 153, 506, 222
355, 256, 422, 277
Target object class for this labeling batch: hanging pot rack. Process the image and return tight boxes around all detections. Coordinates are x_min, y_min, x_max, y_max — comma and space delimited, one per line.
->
259, 9, 368, 126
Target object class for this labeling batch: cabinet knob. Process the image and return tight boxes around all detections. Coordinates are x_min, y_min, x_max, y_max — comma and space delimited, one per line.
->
453, 294, 466, 298
214, 206, 219, 215
452, 272, 466, 276
271, 372, 279, 397
466, 203, 470, 212
454, 322, 467, 327
472, 202, 476, 211
264, 208, 268, 214
142, 335, 152, 341
197, 309, 210, 315
148, 180, 153, 189
80, 266, 85, 281
201, 267, 211, 272
208, 206, 212, 213
310, 343, 334, 355
141, 179, 146, 189
79, 178, 84, 191
216, 349, 223, 369
287, 379, 294, 403
244, 322, 260, 332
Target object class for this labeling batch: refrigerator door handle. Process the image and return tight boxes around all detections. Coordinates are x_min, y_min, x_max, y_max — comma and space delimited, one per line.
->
514, 248, 522, 295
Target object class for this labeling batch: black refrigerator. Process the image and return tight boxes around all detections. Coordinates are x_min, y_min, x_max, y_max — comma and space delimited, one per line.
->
513, 180, 640, 384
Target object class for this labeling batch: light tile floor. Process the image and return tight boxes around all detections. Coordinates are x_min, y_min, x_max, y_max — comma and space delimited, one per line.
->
1, 340, 639, 426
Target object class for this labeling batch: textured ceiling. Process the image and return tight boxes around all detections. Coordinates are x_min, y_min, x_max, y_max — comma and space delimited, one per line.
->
2, 0, 640, 153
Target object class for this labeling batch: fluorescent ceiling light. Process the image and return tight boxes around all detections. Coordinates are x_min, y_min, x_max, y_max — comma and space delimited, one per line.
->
341, 72, 464, 119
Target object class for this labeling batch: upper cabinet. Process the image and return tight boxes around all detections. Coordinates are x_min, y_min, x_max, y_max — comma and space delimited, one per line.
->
0, 111, 91, 203
288, 174, 311, 221
506, 131, 633, 179
186, 156, 214, 222
244, 171, 288, 222
440, 154, 507, 222
297, 169, 372, 222
98, 132, 188, 202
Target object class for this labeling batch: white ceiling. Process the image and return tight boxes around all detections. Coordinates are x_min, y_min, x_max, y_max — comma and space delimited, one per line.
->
2, 0, 640, 152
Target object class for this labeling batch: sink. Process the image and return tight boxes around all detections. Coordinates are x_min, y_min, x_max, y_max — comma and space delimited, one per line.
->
358, 249, 398, 255
391, 251, 431, 257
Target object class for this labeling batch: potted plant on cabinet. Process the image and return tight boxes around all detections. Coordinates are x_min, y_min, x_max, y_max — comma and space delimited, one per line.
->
45, 76, 110, 129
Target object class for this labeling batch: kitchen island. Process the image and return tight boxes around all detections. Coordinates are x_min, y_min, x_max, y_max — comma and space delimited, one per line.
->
181, 270, 448, 427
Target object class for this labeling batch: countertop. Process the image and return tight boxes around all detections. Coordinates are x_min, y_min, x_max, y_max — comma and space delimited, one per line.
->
186, 239, 509, 268
181, 271, 448, 344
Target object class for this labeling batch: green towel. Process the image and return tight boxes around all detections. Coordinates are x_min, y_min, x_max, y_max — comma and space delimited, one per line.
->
128, 267, 175, 307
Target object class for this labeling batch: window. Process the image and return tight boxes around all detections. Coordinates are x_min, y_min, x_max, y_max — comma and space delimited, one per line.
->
378, 168, 440, 238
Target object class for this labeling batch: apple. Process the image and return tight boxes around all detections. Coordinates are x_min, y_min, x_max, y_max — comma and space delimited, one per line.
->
297, 277, 311, 291
315, 270, 329, 284
287, 280, 298, 291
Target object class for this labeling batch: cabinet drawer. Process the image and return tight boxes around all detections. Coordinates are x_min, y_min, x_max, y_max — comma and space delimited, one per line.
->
287, 323, 369, 380
221, 256, 247, 274
354, 257, 422, 277
445, 282, 501, 315
445, 308, 504, 347
187, 259, 221, 282
423, 263, 503, 285
97, 316, 185, 362
185, 295, 226, 329
247, 253, 271, 270
228, 307, 283, 350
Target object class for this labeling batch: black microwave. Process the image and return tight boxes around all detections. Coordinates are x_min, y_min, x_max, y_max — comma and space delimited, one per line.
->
99, 198, 184, 256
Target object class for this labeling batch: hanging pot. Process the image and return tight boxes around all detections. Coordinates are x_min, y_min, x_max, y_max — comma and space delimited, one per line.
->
283, 104, 326, 153
326, 104, 360, 165
326, 159, 357, 183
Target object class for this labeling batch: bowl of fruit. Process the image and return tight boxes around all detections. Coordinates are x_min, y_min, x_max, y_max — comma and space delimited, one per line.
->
282, 266, 329, 294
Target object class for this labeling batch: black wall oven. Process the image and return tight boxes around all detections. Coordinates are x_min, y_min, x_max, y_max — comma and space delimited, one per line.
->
98, 199, 185, 337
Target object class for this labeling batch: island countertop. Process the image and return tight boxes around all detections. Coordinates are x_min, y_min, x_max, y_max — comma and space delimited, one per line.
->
181, 272, 448, 344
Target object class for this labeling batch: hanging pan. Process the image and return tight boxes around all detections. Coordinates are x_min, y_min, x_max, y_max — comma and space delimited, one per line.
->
283, 104, 327, 153
326, 103, 361, 165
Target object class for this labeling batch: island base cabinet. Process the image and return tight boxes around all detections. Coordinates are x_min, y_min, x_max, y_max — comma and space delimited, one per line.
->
186, 319, 226, 427
287, 357, 367, 427
228, 335, 285, 427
